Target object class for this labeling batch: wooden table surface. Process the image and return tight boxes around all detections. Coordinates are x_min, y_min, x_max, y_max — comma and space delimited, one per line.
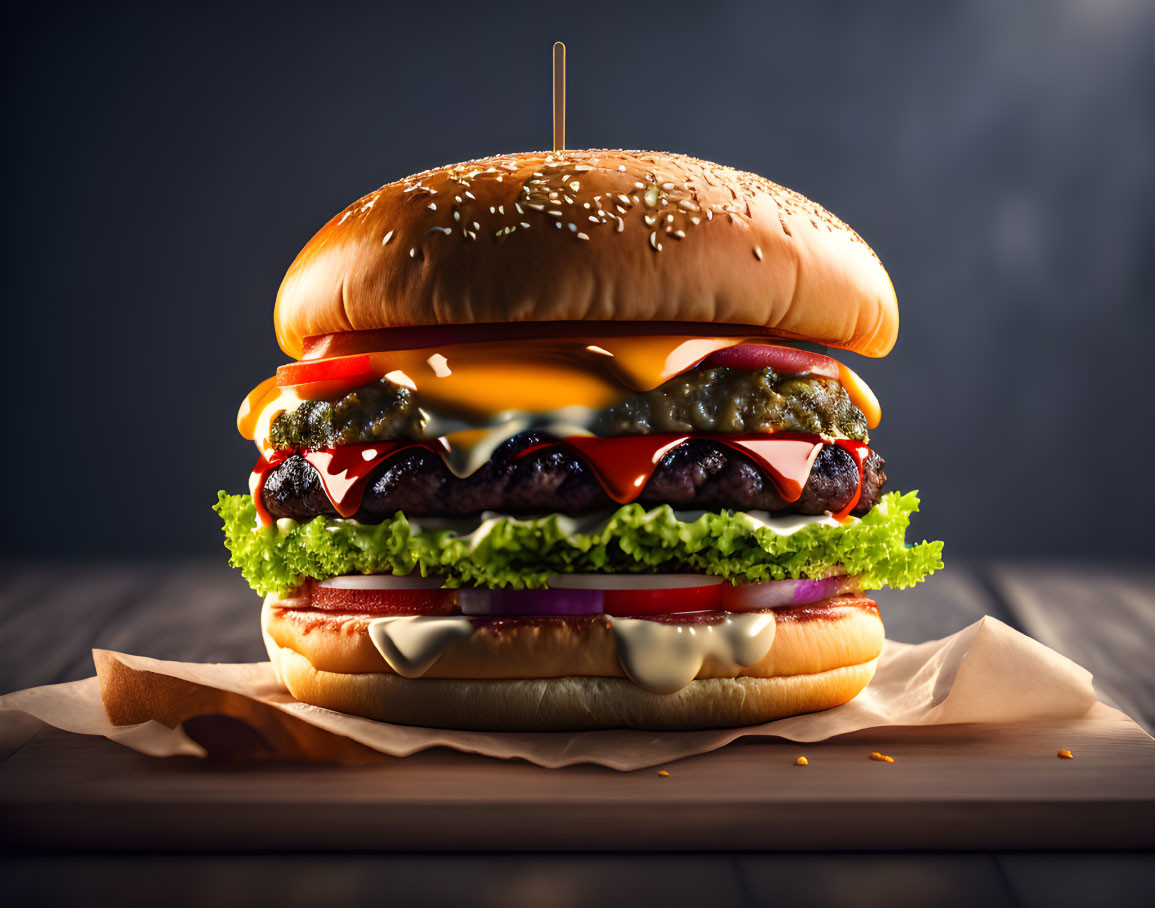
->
2, 559, 1153, 907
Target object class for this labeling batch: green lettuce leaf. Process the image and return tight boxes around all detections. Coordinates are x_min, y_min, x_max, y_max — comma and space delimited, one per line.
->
215, 491, 943, 596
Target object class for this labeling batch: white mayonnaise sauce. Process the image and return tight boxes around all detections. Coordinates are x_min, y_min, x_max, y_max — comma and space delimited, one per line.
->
608, 613, 777, 694
366, 616, 474, 678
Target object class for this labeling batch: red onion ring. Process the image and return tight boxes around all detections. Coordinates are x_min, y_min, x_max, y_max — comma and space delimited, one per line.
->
459, 587, 604, 616
721, 576, 858, 611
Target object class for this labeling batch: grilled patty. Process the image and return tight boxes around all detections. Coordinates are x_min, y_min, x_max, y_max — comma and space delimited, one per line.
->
268, 366, 870, 450
261, 432, 885, 522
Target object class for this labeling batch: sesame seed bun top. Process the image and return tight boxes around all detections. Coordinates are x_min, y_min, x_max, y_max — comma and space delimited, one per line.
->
273, 150, 899, 359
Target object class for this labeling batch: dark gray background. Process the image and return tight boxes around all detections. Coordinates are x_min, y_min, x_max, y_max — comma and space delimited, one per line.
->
3, 0, 1152, 560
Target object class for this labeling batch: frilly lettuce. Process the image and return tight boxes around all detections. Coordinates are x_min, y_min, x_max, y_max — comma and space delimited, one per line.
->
214, 491, 943, 596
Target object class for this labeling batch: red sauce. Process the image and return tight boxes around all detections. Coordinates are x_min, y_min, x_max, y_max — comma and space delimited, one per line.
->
249, 449, 291, 525
831, 439, 871, 520
249, 433, 869, 525
513, 432, 826, 505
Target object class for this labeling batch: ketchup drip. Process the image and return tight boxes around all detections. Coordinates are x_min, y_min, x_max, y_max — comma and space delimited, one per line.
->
514, 433, 826, 505
249, 434, 869, 525
250, 449, 291, 525
830, 439, 871, 520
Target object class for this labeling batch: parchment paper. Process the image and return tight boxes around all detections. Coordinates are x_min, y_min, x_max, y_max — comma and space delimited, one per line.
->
0, 616, 1100, 770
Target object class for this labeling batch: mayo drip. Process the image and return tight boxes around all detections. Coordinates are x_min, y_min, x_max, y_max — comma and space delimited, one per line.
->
609, 613, 777, 694
362, 612, 779, 694
367, 616, 474, 678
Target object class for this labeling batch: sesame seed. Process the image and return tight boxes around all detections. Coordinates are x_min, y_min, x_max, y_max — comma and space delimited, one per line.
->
618, 194, 631, 205
498, 205, 504, 214
381, 230, 394, 245
706, 210, 713, 220
555, 222, 562, 229
454, 196, 462, 203
472, 221, 480, 229
568, 223, 577, 232
453, 211, 461, 222
617, 164, 626, 172
429, 226, 452, 235
677, 199, 699, 211
671, 229, 686, 239
661, 182, 674, 190
644, 186, 660, 207
520, 221, 531, 228
515, 203, 524, 214
753, 246, 763, 260
649, 231, 660, 250
409, 248, 418, 258
665, 213, 674, 223
569, 181, 580, 191
524, 202, 544, 211
576, 232, 589, 240
616, 217, 624, 232
548, 209, 563, 217
644, 214, 656, 226
464, 191, 475, 199
690, 217, 701, 225
634, 182, 645, 189
428, 203, 437, 211
489, 206, 496, 214
583, 202, 590, 209
588, 215, 599, 223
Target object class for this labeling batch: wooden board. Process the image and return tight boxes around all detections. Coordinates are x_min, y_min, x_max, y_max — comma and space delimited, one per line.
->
3, 707, 1153, 852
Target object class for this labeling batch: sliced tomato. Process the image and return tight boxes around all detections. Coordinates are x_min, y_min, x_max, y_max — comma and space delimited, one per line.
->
546, 574, 725, 616
309, 578, 456, 615
603, 585, 723, 615
276, 353, 378, 389
700, 344, 840, 380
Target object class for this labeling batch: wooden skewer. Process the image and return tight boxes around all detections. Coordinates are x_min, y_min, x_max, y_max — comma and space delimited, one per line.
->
553, 41, 566, 151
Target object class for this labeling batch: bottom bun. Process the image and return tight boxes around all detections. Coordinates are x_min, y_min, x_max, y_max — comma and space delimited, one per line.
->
266, 638, 878, 731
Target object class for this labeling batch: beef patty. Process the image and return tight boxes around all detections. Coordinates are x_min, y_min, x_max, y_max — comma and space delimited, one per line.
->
260, 433, 886, 522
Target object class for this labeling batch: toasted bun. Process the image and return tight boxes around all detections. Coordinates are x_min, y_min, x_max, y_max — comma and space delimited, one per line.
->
274, 150, 898, 360
262, 596, 883, 730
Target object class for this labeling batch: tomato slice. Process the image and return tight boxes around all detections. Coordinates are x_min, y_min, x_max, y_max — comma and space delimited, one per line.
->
277, 353, 378, 389
602, 585, 723, 616
545, 574, 725, 616
309, 579, 457, 615
700, 344, 840, 380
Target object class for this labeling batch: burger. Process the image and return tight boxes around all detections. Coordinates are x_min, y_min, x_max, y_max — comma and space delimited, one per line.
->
216, 149, 942, 731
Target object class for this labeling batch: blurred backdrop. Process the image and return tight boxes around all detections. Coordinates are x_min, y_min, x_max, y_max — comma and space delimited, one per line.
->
2, 0, 1152, 560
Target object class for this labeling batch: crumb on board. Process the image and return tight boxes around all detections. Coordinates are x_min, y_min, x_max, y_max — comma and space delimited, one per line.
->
657, 770, 670, 777
795, 756, 809, 766
869, 752, 895, 763
1057, 749, 1074, 759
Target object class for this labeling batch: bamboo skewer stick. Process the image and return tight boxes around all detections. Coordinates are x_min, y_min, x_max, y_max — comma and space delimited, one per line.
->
553, 41, 566, 151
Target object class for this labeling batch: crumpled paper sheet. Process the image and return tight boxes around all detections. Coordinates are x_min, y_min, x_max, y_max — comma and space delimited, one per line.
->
0, 616, 1100, 770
